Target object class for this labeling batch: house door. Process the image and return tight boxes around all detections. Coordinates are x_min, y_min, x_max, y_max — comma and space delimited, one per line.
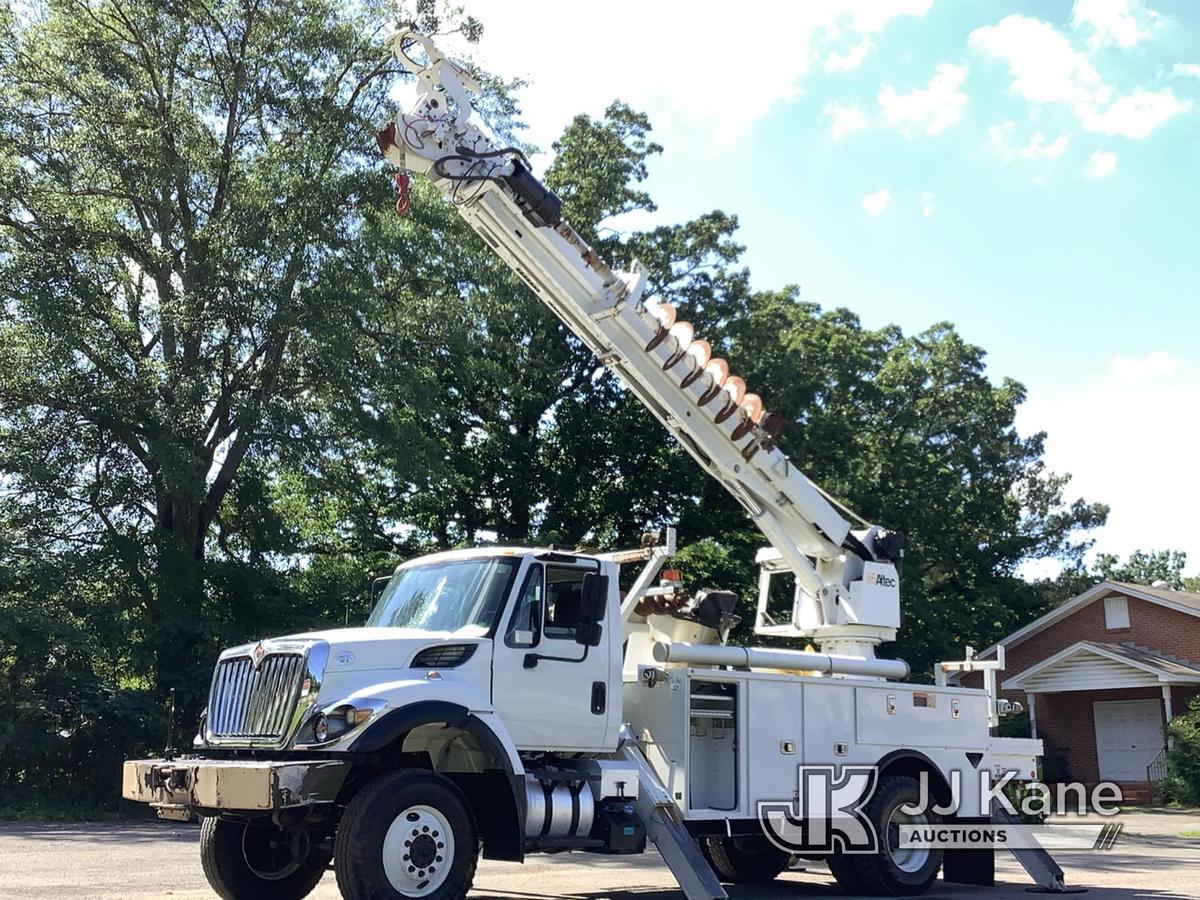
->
1093, 699, 1165, 781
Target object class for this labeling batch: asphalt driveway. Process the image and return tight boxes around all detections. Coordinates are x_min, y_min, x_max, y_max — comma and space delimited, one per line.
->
0, 810, 1196, 899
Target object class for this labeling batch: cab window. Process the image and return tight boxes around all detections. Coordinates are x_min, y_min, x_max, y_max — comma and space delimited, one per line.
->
505, 565, 543, 648
544, 565, 587, 641
505, 563, 591, 646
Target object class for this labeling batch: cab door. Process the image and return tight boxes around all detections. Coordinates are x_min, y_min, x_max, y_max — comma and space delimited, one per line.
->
490, 558, 612, 751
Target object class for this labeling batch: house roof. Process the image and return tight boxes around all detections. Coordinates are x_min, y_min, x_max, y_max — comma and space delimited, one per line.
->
1109, 581, 1200, 613
1001, 640, 1200, 693
970, 580, 1200, 663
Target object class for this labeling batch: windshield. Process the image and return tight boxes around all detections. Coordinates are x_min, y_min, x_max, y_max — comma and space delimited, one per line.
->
366, 556, 520, 636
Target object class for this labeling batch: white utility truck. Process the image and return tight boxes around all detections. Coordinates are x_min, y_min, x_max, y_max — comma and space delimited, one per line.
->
124, 29, 1056, 900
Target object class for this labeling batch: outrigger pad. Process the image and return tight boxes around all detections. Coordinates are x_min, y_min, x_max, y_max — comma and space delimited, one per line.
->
942, 817, 994, 887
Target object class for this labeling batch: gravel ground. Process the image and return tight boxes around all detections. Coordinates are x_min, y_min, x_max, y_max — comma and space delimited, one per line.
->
0, 812, 1197, 900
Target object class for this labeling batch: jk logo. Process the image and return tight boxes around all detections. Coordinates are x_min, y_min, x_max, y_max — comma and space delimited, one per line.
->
758, 765, 879, 854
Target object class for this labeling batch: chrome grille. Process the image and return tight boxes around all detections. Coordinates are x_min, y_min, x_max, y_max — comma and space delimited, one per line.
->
207, 652, 306, 742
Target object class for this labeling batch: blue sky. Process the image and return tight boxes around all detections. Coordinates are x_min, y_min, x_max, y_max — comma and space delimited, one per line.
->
450, 0, 1200, 574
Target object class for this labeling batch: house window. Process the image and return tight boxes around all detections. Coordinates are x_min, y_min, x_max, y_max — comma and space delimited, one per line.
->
1104, 595, 1130, 629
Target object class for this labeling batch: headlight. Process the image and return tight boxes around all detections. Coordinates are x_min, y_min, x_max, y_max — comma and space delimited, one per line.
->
304, 700, 385, 745
314, 713, 332, 742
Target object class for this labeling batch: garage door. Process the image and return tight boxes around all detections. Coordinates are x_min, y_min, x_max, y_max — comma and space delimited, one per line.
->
1093, 699, 1165, 781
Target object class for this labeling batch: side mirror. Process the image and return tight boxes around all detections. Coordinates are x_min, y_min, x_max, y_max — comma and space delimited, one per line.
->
576, 572, 609, 646
370, 574, 392, 606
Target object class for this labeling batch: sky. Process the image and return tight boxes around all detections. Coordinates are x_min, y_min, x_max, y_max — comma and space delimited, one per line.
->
436, 0, 1200, 575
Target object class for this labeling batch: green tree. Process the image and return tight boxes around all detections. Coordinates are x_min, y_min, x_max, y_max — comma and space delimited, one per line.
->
1036, 549, 1200, 612
1161, 694, 1200, 806
0, 0, 472, 698
1095, 549, 1199, 591
0, 0, 488, 804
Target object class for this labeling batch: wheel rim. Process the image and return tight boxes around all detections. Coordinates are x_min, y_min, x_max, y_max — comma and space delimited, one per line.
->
242, 823, 301, 881
885, 807, 930, 874
382, 804, 456, 897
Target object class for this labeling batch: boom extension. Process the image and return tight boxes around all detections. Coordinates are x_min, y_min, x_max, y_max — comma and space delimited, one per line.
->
379, 30, 905, 658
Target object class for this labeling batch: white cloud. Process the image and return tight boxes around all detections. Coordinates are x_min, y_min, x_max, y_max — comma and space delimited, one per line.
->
1110, 350, 1189, 382
862, 188, 892, 215
969, 15, 1106, 105
1174, 63, 1200, 80
1016, 352, 1200, 574
823, 102, 869, 140
988, 122, 1070, 163
878, 64, 969, 136
1083, 150, 1118, 178
825, 37, 875, 73
988, 120, 1017, 154
838, 0, 935, 33
1077, 88, 1192, 138
1019, 131, 1071, 160
439, 0, 936, 152
920, 192, 935, 216
970, 15, 1190, 140
1071, 0, 1157, 49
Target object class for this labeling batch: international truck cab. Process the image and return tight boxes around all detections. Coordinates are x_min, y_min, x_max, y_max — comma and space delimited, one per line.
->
123, 26, 1067, 900
199, 548, 623, 757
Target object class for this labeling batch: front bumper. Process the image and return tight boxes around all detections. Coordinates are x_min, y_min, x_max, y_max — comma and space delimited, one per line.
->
122, 757, 351, 815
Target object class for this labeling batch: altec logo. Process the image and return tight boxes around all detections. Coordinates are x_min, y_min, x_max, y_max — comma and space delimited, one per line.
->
874, 573, 897, 588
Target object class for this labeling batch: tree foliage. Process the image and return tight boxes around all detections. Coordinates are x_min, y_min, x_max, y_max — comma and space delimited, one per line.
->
0, 0, 1112, 809
1161, 694, 1200, 806
1035, 549, 1200, 609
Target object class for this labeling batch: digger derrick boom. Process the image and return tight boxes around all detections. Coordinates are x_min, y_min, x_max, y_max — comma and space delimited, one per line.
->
378, 30, 904, 657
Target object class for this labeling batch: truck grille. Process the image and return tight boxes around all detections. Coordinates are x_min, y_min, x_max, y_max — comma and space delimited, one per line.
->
207, 652, 307, 742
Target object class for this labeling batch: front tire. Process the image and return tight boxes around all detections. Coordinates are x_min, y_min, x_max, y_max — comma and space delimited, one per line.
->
335, 770, 479, 900
699, 834, 792, 883
199, 816, 329, 900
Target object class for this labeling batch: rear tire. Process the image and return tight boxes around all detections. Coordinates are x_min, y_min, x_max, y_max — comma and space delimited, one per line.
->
335, 770, 479, 900
827, 851, 871, 895
699, 834, 792, 883
199, 816, 329, 900
852, 776, 944, 896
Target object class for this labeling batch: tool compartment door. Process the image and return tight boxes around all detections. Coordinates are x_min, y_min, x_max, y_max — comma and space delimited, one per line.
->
855, 685, 989, 749
747, 679, 803, 809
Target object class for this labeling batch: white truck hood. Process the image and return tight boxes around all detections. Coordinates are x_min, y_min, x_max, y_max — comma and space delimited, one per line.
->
283, 626, 488, 673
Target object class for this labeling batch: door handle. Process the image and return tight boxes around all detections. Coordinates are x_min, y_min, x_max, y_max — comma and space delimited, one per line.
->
591, 681, 606, 715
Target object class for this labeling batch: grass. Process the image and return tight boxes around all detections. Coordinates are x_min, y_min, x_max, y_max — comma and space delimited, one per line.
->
0, 797, 152, 823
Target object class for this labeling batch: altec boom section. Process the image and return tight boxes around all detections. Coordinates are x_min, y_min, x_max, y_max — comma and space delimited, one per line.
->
377, 31, 904, 656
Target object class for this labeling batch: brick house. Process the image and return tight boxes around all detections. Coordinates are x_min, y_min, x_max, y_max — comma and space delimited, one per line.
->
953, 581, 1200, 793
